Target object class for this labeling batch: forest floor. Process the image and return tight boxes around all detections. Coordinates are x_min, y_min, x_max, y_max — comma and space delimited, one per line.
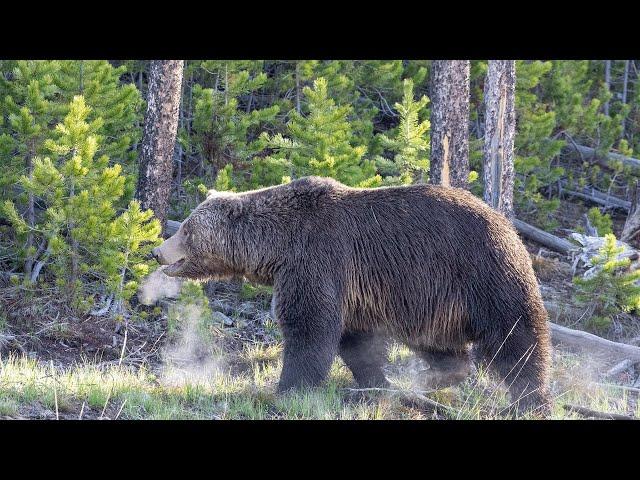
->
2, 205, 640, 419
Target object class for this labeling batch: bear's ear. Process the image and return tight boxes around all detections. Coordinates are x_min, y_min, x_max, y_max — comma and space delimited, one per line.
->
224, 197, 245, 221
207, 188, 218, 198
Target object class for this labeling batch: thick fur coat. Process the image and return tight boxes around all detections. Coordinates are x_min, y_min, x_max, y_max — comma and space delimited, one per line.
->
153, 176, 551, 415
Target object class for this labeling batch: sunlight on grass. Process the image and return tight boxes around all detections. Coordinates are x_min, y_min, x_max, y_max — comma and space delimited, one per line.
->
0, 348, 636, 420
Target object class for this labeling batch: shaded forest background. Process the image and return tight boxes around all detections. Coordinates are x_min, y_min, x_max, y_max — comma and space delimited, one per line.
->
2, 59, 640, 331
4, 60, 640, 420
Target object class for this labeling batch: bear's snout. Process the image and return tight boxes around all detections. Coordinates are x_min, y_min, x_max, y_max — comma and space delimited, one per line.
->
152, 245, 173, 265
152, 228, 189, 277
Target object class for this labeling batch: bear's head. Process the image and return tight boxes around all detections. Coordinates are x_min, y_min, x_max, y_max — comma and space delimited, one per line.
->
152, 190, 244, 281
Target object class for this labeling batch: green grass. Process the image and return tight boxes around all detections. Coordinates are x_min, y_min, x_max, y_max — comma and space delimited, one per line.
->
240, 282, 273, 302
0, 344, 636, 420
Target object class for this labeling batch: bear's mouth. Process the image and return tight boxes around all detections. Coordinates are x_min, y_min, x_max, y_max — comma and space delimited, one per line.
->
163, 258, 186, 277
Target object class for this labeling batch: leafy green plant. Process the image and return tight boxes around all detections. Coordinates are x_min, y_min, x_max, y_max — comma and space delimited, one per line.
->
573, 233, 640, 330
375, 78, 430, 185
586, 207, 613, 236
259, 77, 381, 188
2, 96, 159, 311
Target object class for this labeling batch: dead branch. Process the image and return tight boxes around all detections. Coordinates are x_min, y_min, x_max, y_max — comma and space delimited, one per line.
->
563, 403, 636, 420
343, 387, 457, 418
570, 143, 640, 170
560, 181, 631, 212
605, 359, 636, 378
622, 180, 640, 243
592, 382, 640, 394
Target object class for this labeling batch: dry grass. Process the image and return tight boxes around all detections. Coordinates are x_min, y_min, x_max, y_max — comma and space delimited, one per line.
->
1, 342, 637, 420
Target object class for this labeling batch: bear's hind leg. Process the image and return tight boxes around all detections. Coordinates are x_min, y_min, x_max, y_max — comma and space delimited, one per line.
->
475, 324, 551, 417
417, 347, 472, 389
339, 331, 390, 388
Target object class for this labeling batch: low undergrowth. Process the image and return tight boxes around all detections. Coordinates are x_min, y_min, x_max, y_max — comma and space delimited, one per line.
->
1, 344, 637, 420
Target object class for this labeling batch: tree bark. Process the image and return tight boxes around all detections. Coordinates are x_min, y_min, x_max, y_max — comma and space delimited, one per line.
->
295, 61, 301, 114
136, 60, 184, 232
429, 60, 470, 189
622, 180, 640, 243
604, 60, 611, 116
483, 60, 516, 219
622, 60, 630, 139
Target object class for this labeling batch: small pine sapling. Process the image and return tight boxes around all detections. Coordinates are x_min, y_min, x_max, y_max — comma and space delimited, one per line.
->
374, 78, 430, 185
573, 233, 640, 330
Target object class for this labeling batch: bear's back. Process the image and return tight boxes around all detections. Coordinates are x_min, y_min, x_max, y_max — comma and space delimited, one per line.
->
285, 179, 540, 341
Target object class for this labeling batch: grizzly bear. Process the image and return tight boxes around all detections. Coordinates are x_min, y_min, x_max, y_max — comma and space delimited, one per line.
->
153, 176, 551, 416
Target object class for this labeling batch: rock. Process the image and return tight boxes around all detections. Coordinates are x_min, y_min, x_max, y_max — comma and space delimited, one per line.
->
209, 299, 235, 316
212, 311, 234, 326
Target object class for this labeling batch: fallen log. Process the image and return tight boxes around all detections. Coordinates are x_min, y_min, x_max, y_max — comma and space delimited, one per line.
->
571, 143, 640, 170
559, 181, 631, 211
512, 219, 575, 256
549, 321, 640, 363
563, 404, 636, 420
605, 359, 636, 378
593, 382, 640, 394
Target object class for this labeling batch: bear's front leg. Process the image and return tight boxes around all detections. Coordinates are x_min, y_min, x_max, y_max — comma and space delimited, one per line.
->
274, 286, 342, 392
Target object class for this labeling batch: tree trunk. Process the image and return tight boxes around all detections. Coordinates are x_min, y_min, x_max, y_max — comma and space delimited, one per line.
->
295, 61, 301, 114
622, 60, 630, 139
429, 60, 470, 189
24, 150, 35, 281
483, 60, 516, 219
136, 60, 184, 232
604, 60, 611, 116
622, 180, 640, 244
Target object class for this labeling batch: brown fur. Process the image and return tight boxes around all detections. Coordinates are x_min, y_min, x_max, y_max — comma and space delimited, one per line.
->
154, 176, 552, 416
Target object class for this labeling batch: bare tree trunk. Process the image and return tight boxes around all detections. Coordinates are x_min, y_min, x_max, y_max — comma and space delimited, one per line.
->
622, 60, 630, 139
295, 61, 301, 114
604, 60, 611, 116
24, 147, 35, 281
483, 60, 516, 219
622, 180, 640, 244
136, 60, 184, 232
429, 60, 470, 189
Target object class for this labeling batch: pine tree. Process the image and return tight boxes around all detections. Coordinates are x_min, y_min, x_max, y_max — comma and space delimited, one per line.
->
189, 61, 279, 178
0, 60, 61, 279
2, 96, 160, 310
214, 163, 236, 192
55, 60, 144, 165
375, 78, 430, 185
574, 233, 640, 330
100, 200, 161, 316
258, 77, 381, 188
512, 61, 565, 228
